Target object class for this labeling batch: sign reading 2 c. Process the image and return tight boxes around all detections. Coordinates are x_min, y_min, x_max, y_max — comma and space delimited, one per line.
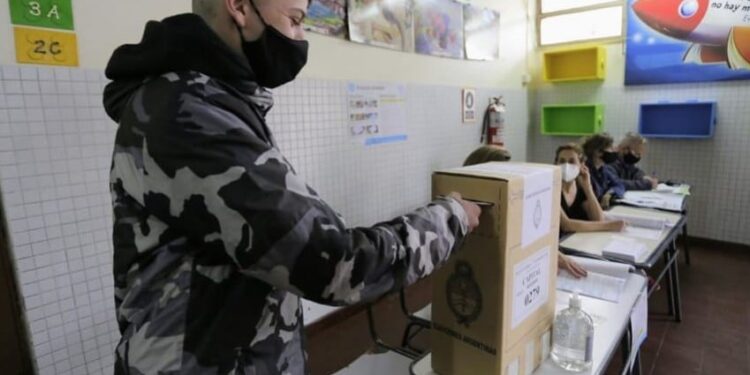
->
14, 27, 79, 66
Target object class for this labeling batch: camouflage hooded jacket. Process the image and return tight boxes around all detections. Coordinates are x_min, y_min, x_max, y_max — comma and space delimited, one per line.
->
103, 14, 469, 375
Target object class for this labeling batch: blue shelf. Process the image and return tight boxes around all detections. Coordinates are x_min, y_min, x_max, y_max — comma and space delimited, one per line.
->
638, 101, 717, 139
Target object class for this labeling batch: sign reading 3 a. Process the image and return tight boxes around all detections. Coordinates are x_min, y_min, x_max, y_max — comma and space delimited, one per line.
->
14, 27, 79, 66
9, 0, 74, 30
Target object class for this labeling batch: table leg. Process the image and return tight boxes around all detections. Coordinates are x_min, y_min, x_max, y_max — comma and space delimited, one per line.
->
366, 305, 419, 359
665, 249, 675, 317
682, 224, 691, 266
632, 352, 642, 375
670, 245, 683, 323
621, 329, 632, 375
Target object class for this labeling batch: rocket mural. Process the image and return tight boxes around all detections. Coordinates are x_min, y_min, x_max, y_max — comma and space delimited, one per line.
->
626, 0, 750, 84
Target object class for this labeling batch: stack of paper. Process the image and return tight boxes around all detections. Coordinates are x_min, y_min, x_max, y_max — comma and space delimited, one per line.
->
557, 256, 634, 303
604, 212, 666, 240
620, 191, 686, 212
605, 212, 666, 229
622, 226, 663, 240
655, 183, 690, 195
602, 237, 648, 263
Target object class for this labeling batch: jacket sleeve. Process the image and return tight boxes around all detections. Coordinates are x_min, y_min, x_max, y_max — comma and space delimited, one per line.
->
603, 165, 626, 198
130, 89, 469, 306
621, 177, 652, 191
626, 166, 652, 191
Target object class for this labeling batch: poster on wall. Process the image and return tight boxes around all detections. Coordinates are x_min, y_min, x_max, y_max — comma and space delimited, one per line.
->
463, 5, 500, 61
348, 0, 414, 52
625, 0, 750, 85
347, 82, 408, 146
414, 0, 465, 59
304, 0, 348, 38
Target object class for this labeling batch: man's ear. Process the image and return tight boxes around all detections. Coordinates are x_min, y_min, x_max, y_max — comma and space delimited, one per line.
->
225, 0, 249, 28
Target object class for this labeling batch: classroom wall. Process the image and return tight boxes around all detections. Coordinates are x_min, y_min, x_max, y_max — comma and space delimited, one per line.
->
0, 1, 535, 374
528, 43, 750, 246
0, 0, 532, 159
0, 0, 531, 90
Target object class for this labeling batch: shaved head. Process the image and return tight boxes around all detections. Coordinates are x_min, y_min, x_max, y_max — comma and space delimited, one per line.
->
193, 0, 278, 20
192, 0, 217, 19
192, 0, 309, 57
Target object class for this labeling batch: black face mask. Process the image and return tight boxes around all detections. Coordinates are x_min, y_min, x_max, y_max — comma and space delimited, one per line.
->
602, 151, 618, 164
623, 152, 641, 165
238, 1, 309, 88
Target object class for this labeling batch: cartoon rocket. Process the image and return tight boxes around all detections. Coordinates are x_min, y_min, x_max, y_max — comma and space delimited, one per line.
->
632, 0, 750, 69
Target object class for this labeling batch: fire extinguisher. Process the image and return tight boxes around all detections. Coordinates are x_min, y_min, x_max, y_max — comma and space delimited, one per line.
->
481, 97, 506, 146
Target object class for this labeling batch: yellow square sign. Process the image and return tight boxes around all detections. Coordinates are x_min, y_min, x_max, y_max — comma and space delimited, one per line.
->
14, 26, 78, 67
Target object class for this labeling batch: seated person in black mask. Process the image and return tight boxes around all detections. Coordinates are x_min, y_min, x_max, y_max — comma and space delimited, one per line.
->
581, 133, 625, 208
613, 132, 658, 191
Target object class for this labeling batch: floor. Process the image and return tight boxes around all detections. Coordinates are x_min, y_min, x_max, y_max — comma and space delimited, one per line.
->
605, 243, 750, 375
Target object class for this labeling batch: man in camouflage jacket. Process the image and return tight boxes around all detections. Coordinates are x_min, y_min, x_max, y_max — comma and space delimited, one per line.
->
103, 0, 480, 374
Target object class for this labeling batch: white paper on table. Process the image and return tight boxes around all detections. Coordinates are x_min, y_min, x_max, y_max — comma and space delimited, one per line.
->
621, 191, 686, 212
541, 330, 551, 359
566, 255, 635, 277
623, 225, 663, 240
604, 212, 666, 230
301, 300, 341, 324
602, 237, 648, 263
557, 270, 627, 303
525, 340, 535, 375
655, 183, 690, 195
506, 359, 519, 375
627, 289, 649, 370
512, 247, 551, 329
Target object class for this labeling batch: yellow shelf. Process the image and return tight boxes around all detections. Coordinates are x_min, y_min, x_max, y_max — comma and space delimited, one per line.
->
543, 46, 606, 82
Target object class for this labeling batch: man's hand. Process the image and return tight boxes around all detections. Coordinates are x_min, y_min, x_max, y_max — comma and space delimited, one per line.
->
449, 192, 481, 233
645, 176, 659, 190
558, 254, 588, 279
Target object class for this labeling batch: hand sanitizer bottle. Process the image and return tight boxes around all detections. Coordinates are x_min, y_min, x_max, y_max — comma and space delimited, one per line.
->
551, 292, 594, 372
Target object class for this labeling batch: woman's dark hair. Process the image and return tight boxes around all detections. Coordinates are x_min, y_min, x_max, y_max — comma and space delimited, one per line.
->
581, 133, 614, 160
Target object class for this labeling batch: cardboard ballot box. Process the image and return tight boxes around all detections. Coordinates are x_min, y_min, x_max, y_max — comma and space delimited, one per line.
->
431, 162, 561, 375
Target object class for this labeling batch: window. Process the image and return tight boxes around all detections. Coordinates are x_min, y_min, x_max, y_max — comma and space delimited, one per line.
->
538, 0, 624, 46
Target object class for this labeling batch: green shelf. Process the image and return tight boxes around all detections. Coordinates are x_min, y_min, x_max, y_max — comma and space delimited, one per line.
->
541, 104, 604, 136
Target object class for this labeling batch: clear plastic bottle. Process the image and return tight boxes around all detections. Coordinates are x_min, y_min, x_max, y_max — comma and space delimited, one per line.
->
551, 292, 594, 372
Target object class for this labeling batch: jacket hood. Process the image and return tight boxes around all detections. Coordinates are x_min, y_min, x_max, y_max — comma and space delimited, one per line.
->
103, 13, 254, 122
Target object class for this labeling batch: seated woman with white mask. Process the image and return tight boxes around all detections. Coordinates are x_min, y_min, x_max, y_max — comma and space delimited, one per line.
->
556, 144, 626, 234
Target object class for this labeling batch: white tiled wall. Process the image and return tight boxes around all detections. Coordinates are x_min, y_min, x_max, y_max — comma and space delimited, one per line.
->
529, 80, 750, 245
0, 63, 528, 373
0, 64, 117, 375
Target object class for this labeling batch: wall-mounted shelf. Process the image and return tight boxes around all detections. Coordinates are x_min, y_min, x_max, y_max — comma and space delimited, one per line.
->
541, 104, 604, 136
543, 46, 606, 82
639, 101, 717, 139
